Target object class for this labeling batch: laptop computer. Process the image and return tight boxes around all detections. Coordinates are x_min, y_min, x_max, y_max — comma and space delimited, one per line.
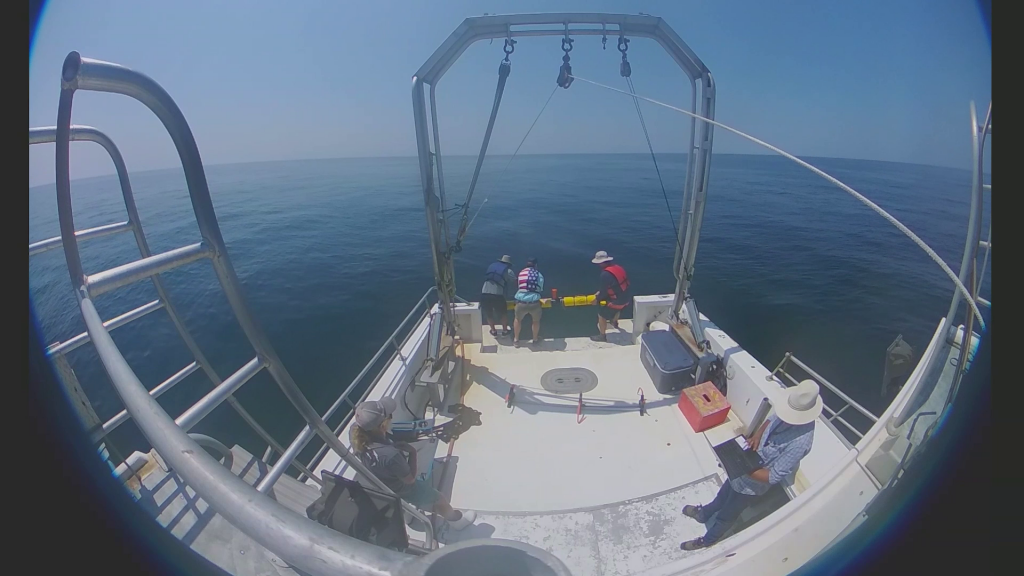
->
713, 436, 765, 480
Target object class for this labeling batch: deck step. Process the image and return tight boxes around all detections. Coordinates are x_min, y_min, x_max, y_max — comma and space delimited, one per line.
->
125, 444, 321, 576
437, 475, 723, 576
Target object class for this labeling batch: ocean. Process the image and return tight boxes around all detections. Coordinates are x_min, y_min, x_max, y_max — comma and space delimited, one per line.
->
28, 153, 991, 464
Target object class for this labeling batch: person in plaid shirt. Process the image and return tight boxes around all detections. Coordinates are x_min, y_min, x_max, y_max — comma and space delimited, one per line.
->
680, 379, 823, 550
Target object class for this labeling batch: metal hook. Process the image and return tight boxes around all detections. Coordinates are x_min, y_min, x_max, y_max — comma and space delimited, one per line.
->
557, 23, 574, 88
618, 35, 631, 78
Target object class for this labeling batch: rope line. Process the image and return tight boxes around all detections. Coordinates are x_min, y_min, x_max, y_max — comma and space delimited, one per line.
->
569, 73, 985, 330
452, 86, 559, 247
497, 85, 559, 185
625, 76, 679, 242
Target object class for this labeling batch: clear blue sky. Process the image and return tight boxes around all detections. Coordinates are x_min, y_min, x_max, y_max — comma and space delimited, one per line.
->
29, 0, 991, 186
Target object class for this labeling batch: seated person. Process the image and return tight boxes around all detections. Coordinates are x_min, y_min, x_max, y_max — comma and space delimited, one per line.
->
349, 398, 476, 530
679, 380, 822, 549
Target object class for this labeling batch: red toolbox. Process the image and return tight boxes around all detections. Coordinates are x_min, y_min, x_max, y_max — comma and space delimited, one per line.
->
678, 381, 730, 432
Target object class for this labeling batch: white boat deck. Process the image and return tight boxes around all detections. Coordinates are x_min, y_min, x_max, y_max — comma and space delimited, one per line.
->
448, 321, 726, 513
308, 311, 858, 575
407, 321, 756, 574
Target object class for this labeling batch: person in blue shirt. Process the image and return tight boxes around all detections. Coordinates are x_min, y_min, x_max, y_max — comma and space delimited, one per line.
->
513, 257, 544, 347
680, 379, 823, 550
480, 254, 516, 337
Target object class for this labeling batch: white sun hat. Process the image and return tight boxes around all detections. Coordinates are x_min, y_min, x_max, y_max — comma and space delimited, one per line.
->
591, 250, 614, 264
773, 379, 824, 425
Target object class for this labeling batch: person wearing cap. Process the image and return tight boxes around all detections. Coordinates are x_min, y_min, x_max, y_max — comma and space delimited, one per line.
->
589, 251, 631, 342
513, 257, 545, 347
349, 398, 477, 530
679, 379, 823, 550
480, 254, 516, 337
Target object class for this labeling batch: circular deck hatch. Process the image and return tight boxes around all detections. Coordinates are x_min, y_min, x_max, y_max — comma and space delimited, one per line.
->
540, 367, 598, 394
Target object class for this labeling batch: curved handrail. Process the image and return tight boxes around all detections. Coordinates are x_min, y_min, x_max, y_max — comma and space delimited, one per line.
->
53, 51, 434, 557
29, 125, 315, 481
888, 101, 992, 434
943, 101, 991, 332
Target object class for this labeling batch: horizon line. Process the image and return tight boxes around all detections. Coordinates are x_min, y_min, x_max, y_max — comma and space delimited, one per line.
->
30, 151, 978, 188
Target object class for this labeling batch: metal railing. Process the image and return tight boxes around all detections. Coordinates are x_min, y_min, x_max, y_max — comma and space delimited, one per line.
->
43, 51, 436, 565
29, 126, 311, 480
771, 352, 878, 442
283, 286, 438, 487
888, 101, 992, 434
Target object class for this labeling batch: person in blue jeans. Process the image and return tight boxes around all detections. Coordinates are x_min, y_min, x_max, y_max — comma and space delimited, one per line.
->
680, 380, 823, 550
480, 254, 516, 337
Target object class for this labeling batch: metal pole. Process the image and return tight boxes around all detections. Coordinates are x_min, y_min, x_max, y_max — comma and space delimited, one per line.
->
942, 102, 986, 336
673, 79, 698, 281
413, 76, 456, 334
175, 357, 265, 432
47, 299, 164, 356
429, 84, 451, 246
673, 72, 716, 314
30, 220, 133, 255
92, 361, 200, 442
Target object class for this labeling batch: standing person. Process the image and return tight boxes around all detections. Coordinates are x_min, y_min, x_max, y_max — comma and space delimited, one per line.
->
480, 254, 515, 337
589, 250, 631, 342
678, 380, 823, 550
513, 257, 545, 347
349, 398, 477, 530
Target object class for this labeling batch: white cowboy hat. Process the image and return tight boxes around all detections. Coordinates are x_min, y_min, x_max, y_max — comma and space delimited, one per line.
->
499, 254, 512, 264
773, 379, 824, 425
591, 250, 614, 264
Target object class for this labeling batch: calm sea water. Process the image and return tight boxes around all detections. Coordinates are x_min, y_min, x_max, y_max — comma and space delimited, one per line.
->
28, 153, 990, 462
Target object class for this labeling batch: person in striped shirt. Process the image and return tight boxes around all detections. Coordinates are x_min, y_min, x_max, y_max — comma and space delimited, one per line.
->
513, 257, 545, 347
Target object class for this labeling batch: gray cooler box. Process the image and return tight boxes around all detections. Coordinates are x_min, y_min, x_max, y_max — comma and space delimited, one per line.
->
639, 330, 698, 394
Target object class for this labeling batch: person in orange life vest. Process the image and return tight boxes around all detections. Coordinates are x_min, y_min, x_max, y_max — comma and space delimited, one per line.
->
589, 251, 631, 342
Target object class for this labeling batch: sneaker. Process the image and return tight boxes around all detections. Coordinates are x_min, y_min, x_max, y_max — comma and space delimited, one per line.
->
590, 334, 607, 342
680, 536, 710, 551
682, 505, 707, 523
448, 509, 477, 530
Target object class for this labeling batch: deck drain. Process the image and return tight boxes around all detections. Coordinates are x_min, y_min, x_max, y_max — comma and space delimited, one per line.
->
540, 367, 598, 394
